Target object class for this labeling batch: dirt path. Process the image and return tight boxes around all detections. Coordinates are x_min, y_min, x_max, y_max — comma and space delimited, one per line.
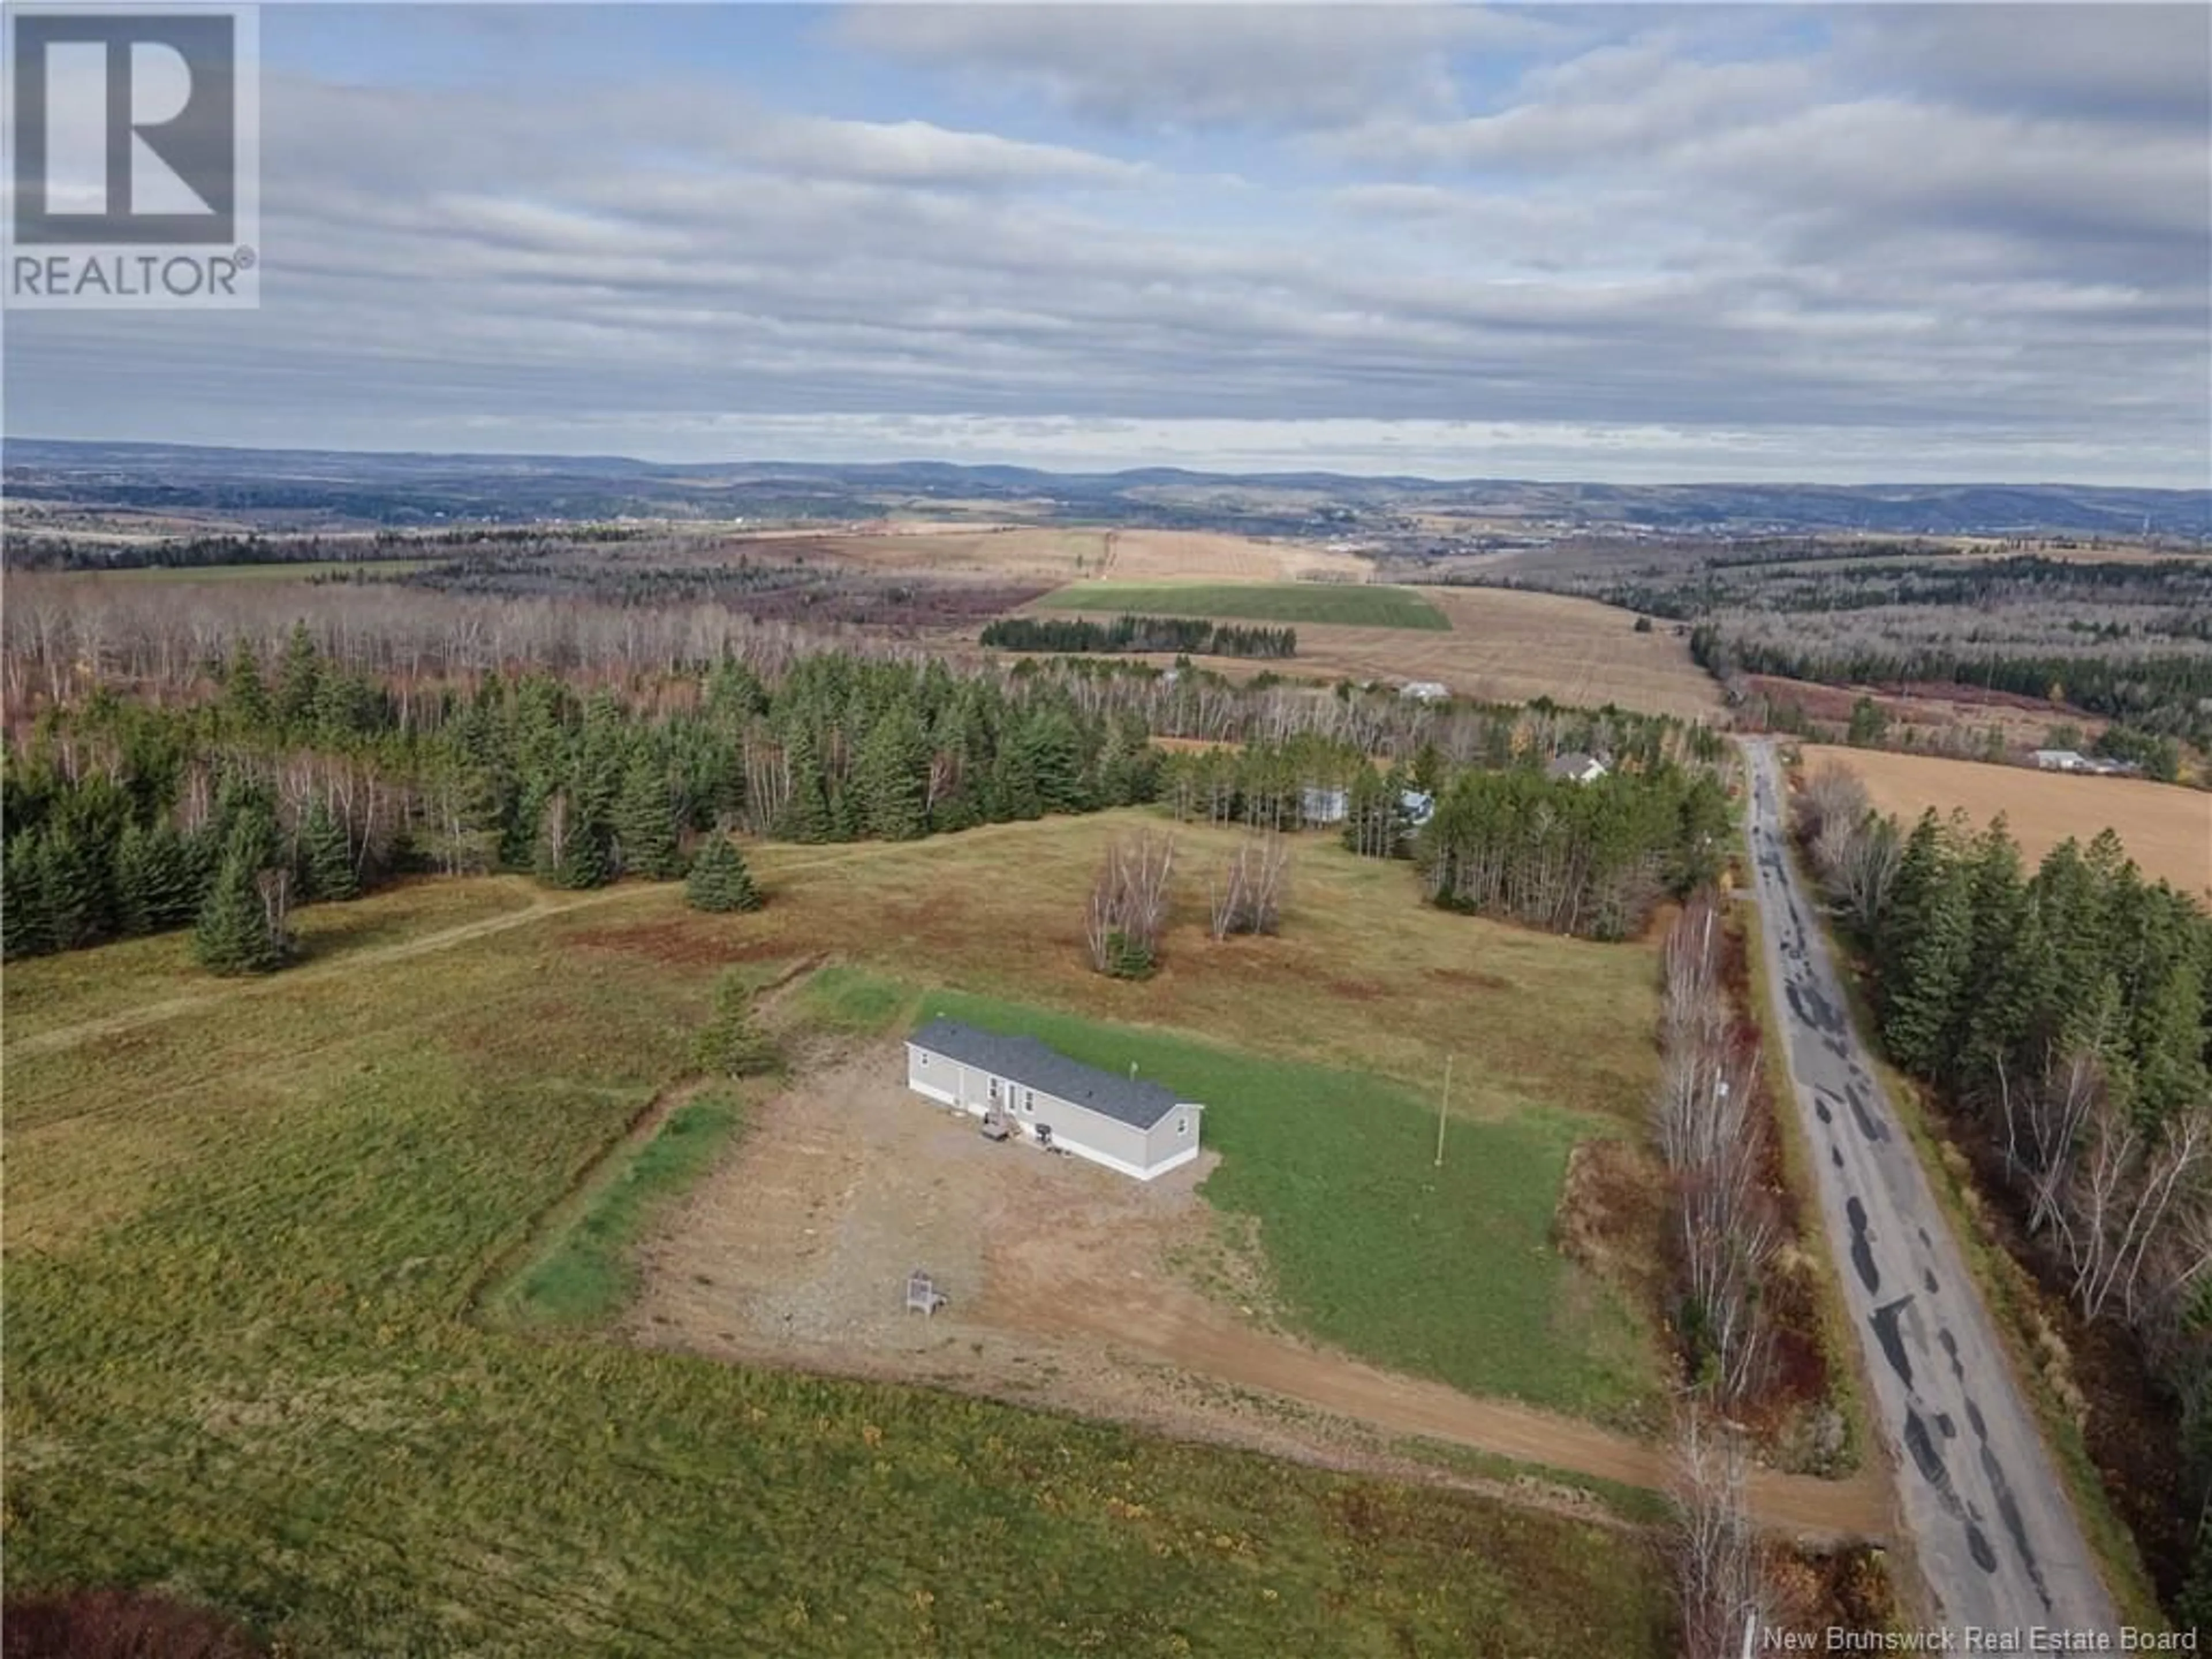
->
9, 885, 649, 1058
10, 821, 1053, 1060
626, 1046, 1895, 1544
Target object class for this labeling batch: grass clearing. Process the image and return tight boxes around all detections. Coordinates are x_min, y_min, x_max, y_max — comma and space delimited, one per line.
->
4, 825, 1680, 1654
1039, 579, 1450, 630
493, 1089, 749, 1328
891, 977, 1663, 1426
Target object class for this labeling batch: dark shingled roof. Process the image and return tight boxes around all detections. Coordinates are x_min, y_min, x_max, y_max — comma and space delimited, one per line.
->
908, 1017, 1188, 1131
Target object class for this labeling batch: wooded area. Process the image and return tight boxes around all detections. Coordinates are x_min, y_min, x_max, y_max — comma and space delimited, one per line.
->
980, 614, 1297, 658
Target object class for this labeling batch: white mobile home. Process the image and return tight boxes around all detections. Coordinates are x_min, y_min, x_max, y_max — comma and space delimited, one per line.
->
904, 1017, 1202, 1181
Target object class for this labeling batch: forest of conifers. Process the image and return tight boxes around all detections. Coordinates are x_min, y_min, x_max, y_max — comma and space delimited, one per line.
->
1796, 769, 2212, 1616
1, 596, 1726, 967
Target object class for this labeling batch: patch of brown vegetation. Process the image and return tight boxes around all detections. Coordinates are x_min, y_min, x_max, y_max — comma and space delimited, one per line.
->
2, 1589, 264, 1658
1554, 1139, 1667, 1319
565, 916, 785, 969
1425, 965, 1512, 993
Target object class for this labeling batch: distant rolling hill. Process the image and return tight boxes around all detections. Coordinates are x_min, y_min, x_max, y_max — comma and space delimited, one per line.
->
5, 438, 2205, 537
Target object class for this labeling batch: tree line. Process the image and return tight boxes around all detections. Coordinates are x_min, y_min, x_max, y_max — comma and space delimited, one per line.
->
1695, 626, 2212, 749
980, 614, 1297, 659
1795, 768, 2212, 1619
1, 626, 1162, 968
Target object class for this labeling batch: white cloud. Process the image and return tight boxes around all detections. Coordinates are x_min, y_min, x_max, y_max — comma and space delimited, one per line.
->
5, 5, 2206, 487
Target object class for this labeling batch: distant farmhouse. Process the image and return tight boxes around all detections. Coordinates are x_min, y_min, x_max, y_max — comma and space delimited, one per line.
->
1399, 681, 1449, 703
1545, 752, 1610, 785
2031, 749, 2141, 778
906, 1017, 1203, 1181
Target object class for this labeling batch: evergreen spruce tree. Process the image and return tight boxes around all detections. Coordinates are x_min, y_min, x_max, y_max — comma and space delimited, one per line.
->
3, 831, 54, 959
193, 844, 285, 975
684, 834, 762, 913
224, 640, 271, 731
302, 800, 359, 902
141, 822, 203, 928
533, 791, 609, 890
774, 725, 833, 843
274, 621, 322, 734
855, 702, 928, 839
990, 739, 1043, 821
614, 749, 683, 878
37, 823, 102, 950
1954, 819, 2037, 1097
1883, 859, 1973, 1078
113, 820, 160, 935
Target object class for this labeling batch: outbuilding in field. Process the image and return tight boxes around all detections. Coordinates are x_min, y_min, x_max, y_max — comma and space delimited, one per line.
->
904, 1017, 1203, 1181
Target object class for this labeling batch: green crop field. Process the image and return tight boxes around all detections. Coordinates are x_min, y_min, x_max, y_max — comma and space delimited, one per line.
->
5, 816, 1676, 1654
1038, 581, 1450, 630
812, 971, 1660, 1422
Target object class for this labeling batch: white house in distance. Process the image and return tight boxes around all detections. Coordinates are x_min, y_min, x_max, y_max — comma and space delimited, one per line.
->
1545, 751, 1611, 785
1400, 680, 1449, 704
905, 1017, 1203, 1181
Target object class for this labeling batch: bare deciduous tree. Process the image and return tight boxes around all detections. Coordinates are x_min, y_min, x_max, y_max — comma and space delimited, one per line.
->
1672, 1409, 1768, 1659
1084, 831, 1177, 976
1208, 831, 1291, 940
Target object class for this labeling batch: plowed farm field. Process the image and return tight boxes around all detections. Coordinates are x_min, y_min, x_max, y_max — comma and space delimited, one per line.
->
1802, 745, 2211, 899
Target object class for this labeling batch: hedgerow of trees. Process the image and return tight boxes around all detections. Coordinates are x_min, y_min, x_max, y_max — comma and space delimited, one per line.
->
981, 613, 1297, 659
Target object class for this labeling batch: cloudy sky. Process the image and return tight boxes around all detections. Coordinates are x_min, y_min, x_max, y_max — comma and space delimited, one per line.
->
7, 2, 2210, 484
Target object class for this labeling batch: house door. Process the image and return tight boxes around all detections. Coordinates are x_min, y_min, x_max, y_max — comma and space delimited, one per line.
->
987, 1077, 1000, 1113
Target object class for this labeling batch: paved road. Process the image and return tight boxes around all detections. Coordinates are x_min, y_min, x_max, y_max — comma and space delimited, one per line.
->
1740, 738, 2118, 1640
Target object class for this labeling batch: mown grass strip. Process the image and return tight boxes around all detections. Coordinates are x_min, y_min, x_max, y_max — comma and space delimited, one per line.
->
497, 1090, 747, 1328
1041, 581, 1450, 630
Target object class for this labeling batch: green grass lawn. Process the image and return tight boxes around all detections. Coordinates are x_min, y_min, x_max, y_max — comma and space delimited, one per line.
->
493, 1089, 749, 1328
878, 978, 1661, 1426
1039, 581, 1450, 630
3, 881, 1673, 1656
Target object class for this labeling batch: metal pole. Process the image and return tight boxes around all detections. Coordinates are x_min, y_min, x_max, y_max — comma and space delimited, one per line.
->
1434, 1053, 1452, 1167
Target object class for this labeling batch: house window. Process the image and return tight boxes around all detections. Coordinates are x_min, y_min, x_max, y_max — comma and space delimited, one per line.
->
1177, 1114, 1190, 1137
1022, 1089, 1035, 1115
918, 1053, 929, 1067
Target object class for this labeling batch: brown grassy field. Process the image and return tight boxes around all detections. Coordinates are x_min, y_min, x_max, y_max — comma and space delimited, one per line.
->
1018, 584, 1725, 720
760, 524, 1372, 585
1801, 745, 2211, 899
